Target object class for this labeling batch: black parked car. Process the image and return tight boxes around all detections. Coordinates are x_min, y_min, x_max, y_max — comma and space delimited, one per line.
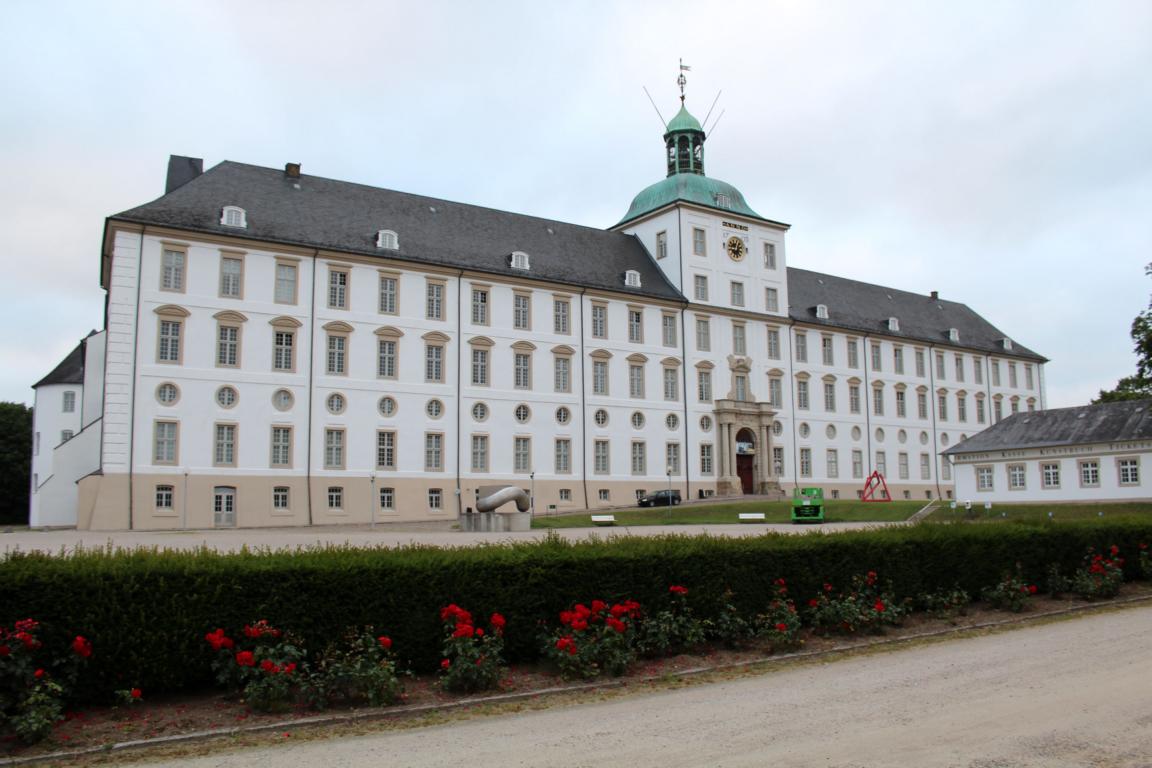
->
638, 489, 681, 507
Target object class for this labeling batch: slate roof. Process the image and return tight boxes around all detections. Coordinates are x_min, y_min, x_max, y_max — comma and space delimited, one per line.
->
112, 162, 685, 302
33, 340, 86, 388
943, 399, 1152, 455
787, 267, 1046, 362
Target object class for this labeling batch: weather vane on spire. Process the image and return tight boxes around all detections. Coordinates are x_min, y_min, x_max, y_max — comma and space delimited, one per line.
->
677, 59, 691, 103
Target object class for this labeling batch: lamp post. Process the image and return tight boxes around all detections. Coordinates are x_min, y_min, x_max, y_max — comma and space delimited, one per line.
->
370, 472, 377, 529
665, 465, 673, 523
530, 471, 535, 516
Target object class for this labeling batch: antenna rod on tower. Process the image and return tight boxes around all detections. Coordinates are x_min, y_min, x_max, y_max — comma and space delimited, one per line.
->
702, 90, 722, 129
678, 58, 691, 102
706, 109, 726, 140
643, 86, 668, 129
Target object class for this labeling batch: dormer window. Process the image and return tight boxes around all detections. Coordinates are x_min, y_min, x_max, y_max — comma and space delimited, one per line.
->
624, 269, 642, 288
715, 193, 731, 209
949, 328, 960, 343
376, 230, 399, 250
1002, 337, 1013, 351
888, 317, 900, 332
510, 251, 530, 271
221, 206, 247, 228
816, 304, 829, 320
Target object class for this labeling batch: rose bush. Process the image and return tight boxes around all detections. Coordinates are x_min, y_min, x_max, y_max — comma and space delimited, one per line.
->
0, 619, 92, 743
438, 605, 506, 693
543, 599, 641, 679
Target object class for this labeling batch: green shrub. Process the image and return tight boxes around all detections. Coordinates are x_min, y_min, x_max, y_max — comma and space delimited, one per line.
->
982, 566, 1036, 612
634, 585, 706, 658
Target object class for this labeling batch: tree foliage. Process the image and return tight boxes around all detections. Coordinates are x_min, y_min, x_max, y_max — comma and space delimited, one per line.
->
1095, 264, 1152, 403
0, 402, 32, 524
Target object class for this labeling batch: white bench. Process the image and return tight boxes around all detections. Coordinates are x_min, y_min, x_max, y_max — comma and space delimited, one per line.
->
591, 514, 617, 526
738, 512, 766, 523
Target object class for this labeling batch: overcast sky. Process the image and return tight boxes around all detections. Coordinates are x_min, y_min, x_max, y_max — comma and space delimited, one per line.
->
2, 1, 1150, 408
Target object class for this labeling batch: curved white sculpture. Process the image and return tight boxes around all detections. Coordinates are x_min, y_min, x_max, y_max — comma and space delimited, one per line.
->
476, 485, 530, 513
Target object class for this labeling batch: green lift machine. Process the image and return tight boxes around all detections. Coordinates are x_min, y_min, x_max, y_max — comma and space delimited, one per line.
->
791, 487, 825, 524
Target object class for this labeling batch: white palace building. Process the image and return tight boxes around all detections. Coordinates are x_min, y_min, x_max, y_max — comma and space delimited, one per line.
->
29, 95, 1047, 529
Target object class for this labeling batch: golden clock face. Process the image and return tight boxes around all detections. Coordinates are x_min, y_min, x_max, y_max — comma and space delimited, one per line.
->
726, 236, 746, 261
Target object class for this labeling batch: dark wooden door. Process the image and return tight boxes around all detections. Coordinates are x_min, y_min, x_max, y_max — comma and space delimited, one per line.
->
737, 454, 754, 494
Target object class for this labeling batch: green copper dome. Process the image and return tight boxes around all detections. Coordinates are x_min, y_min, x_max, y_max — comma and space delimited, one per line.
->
618, 173, 764, 225
664, 104, 703, 135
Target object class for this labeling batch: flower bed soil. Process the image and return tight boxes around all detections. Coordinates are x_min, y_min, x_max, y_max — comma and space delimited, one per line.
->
5, 585, 1151, 766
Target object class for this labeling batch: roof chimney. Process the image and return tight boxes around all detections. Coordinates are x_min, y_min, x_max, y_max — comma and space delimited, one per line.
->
285, 162, 301, 178
930, 290, 939, 300
165, 155, 203, 194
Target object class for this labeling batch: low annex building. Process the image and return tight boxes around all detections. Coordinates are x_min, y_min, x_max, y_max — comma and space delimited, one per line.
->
945, 399, 1152, 503
30, 91, 1046, 529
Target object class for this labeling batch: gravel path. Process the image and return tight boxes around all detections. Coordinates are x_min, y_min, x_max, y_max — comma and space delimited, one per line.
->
132, 604, 1152, 768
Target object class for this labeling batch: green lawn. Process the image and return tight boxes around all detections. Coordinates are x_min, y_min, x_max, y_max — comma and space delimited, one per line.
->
530, 499, 923, 528
926, 501, 1152, 523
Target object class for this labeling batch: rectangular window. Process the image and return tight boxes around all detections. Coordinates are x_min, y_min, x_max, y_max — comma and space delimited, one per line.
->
219, 256, 243, 298
428, 489, 443, 510
937, 393, 948, 421
60, 429, 73, 443
823, 381, 836, 412
591, 304, 607, 338
425, 344, 444, 383
326, 335, 346, 375
955, 354, 965, 382
1008, 464, 1026, 489
554, 356, 571, 392
560, 488, 572, 502
327, 487, 344, 510
957, 395, 968, 422
849, 384, 861, 414
328, 269, 348, 309
516, 352, 532, 391
513, 293, 531, 330
324, 428, 345, 469
378, 274, 398, 314
768, 377, 782, 407
871, 343, 882, 372
892, 346, 904, 374
767, 328, 780, 360
662, 314, 677, 347
976, 397, 987, 424
656, 231, 668, 259
1042, 462, 1060, 489
692, 228, 706, 256
898, 452, 910, 480
827, 449, 839, 478
153, 421, 178, 464
796, 379, 810, 410
763, 242, 777, 269
275, 262, 297, 304
379, 487, 394, 510
700, 443, 714, 475
158, 319, 182, 363
471, 288, 489, 325
730, 282, 745, 307
425, 433, 443, 471
991, 360, 1001, 386
471, 348, 490, 386
514, 436, 532, 473
915, 349, 926, 378
664, 367, 679, 401
765, 287, 779, 312
217, 325, 240, 367
698, 370, 712, 402
377, 339, 396, 378
629, 364, 645, 398
696, 317, 711, 351
974, 358, 984, 385
920, 453, 932, 480
628, 309, 644, 343
470, 434, 488, 472
666, 442, 681, 475
425, 281, 444, 320
555, 439, 571, 474
161, 248, 185, 292
594, 440, 610, 474
593, 360, 609, 395
274, 330, 295, 372
847, 339, 859, 369
1009, 363, 1018, 388
733, 324, 746, 355
873, 387, 884, 416
977, 466, 994, 491
1119, 458, 1140, 485
822, 336, 834, 366
852, 450, 864, 479
934, 352, 945, 380
895, 389, 907, 418
273, 486, 290, 511
377, 430, 397, 470
876, 450, 887, 476
553, 298, 570, 334
799, 448, 812, 478
795, 332, 808, 363
1025, 365, 1034, 390
62, 391, 76, 413
694, 275, 709, 301
271, 426, 292, 468
631, 441, 647, 475
734, 374, 748, 401
214, 423, 236, 466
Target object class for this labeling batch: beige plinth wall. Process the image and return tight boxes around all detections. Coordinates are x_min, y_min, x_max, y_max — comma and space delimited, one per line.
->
713, 399, 779, 497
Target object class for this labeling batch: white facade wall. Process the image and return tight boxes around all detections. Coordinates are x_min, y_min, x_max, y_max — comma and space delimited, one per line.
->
29, 382, 84, 524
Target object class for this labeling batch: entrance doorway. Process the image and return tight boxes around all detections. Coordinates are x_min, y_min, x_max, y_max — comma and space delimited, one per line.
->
735, 428, 756, 494
213, 486, 236, 528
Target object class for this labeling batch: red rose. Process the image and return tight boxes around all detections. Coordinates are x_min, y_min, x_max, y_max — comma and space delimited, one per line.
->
34, 668, 45, 679
559, 610, 575, 625
0, 645, 9, 657
130, 688, 142, 699
874, 601, 885, 613
574, 603, 591, 618
476, 628, 484, 637
669, 585, 688, 596
607, 617, 627, 633
452, 623, 475, 639
489, 613, 506, 630
571, 619, 588, 632
775, 578, 787, 587
72, 636, 93, 659
378, 636, 392, 649
1028, 585, 1038, 594
1110, 545, 1120, 557
283, 663, 296, 675
235, 651, 255, 667
775, 622, 788, 633
823, 583, 833, 593
808, 598, 819, 607
440, 658, 451, 670
609, 604, 628, 619
866, 571, 878, 585
261, 659, 277, 674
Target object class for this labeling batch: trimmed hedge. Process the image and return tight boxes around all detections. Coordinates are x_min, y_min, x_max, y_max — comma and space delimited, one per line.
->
2, 518, 1150, 701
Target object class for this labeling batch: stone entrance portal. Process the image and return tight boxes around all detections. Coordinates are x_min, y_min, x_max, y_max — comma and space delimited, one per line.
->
715, 399, 779, 497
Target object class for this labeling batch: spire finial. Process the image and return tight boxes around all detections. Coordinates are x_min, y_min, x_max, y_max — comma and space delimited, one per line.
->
677, 59, 691, 103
